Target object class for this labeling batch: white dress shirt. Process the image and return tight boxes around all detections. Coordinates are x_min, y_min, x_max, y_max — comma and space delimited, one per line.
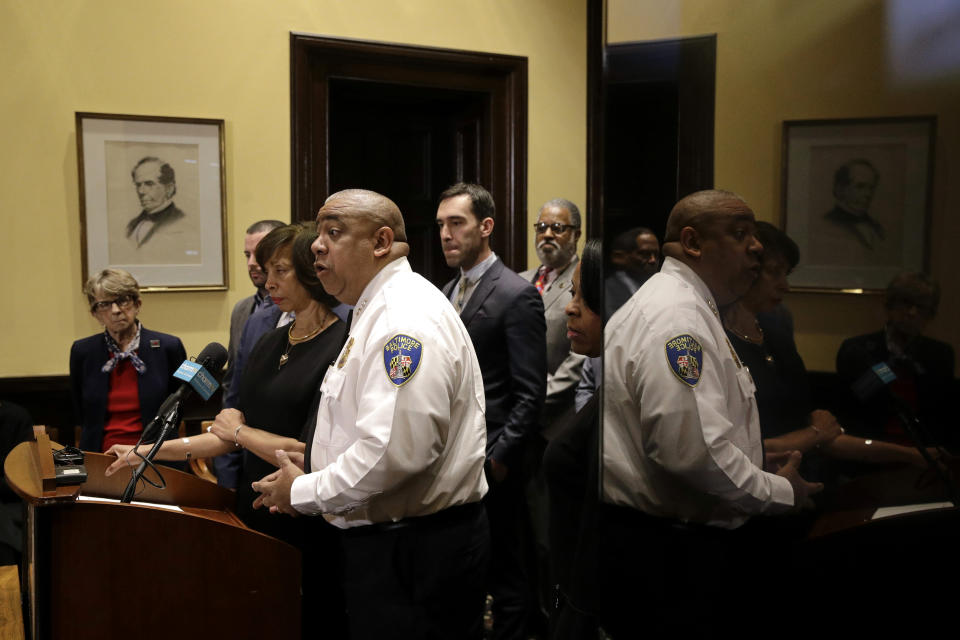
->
291, 257, 488, 528
602, 256, 795, 529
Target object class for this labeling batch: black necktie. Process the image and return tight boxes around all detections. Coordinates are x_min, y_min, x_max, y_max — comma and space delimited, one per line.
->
302, 309, 353, 473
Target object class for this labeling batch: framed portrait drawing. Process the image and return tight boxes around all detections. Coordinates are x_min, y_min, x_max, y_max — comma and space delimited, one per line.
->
781, 116, 935, 293
76, 112, 227, 291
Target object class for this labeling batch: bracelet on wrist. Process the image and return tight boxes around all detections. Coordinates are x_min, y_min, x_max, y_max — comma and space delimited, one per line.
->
234, 425, 244, 448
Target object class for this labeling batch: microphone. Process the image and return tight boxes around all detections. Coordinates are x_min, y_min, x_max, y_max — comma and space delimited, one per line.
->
120, 342, 227, 503
849, 361, 957, 505
850, 362, 896, 403
142, 342, 228, 443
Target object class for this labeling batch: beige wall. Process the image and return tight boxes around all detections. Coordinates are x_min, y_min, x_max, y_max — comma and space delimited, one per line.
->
0, 0, 587, 376
608, 0, 960, 371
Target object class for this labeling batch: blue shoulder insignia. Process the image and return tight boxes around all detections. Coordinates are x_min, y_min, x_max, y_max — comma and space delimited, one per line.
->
383, 334, 423, 387
665, 334, 703, 387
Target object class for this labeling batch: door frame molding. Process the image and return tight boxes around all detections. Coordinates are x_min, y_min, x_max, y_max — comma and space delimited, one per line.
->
588, 34, 716, 220
290, 33, 529, 269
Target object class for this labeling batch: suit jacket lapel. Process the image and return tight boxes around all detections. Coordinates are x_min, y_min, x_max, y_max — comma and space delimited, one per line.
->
442, 277, 456, 299
460, 259, 502, 325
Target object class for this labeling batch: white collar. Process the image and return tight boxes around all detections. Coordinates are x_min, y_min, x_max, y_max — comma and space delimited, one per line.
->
659, 256, 721, 319
353, 257, 410, 318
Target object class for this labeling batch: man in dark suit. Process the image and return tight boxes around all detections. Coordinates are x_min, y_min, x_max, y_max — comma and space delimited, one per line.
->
215, 218, 285, 488
437, 183, 546, 640
837, 272, 956, 448
604, 226, 661, 320
224, 219, 286, 400
125, 157, 187, 248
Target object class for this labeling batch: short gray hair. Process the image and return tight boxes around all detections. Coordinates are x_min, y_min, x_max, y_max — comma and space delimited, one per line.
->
83, 268, 140, 307
540, 198, 581, 228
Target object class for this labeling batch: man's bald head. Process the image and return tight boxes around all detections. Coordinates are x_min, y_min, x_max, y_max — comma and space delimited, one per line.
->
661, 189, 763, 305
663, 190, 748, 244
321, 189, 408, 242
312, 189, 410, 305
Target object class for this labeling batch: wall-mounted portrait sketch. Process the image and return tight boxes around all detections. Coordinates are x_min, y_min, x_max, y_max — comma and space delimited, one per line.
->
782, 117, 934, 292
805, 146, 907, 271
77, 113, 226, 291
105, 145, 202, 266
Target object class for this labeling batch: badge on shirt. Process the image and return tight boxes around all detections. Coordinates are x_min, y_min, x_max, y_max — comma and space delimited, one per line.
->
337, 337, 354, 369
665, 334, 703, 387
149, 339, 160, 349
724, 337, 742, 369
383, 334, 423, 386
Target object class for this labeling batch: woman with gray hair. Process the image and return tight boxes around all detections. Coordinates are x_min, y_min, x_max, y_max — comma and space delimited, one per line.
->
69, 268, 186, 452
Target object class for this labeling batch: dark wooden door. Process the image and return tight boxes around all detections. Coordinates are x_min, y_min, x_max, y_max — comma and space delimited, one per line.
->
328, 80, 484, 287
290, 34, 528, 274
591, 35, 716, 250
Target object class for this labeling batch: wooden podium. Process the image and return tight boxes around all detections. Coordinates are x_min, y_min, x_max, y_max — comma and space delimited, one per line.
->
798, 461, 960, 628
4, 432, 301, 639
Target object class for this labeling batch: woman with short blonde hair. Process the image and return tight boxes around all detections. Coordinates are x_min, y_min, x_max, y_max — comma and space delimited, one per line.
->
70, 268, 186, 452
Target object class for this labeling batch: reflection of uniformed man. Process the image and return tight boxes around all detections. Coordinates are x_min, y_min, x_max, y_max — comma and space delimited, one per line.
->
600, 190, 822, 636
125, 156, 186, 248
253, 189, 490, 640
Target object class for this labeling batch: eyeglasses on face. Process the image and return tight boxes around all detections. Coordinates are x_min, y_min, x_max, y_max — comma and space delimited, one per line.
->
91, 294, 137, 313
533, 222, 579, 235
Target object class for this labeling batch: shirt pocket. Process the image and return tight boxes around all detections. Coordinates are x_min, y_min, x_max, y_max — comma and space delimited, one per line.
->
313, 367, 351, 449
319, 366, 346, 401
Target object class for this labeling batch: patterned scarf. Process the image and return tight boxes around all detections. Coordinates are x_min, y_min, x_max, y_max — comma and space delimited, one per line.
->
101, 323, 146, 374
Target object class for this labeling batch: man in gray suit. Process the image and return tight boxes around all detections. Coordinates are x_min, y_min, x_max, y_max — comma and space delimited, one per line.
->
520, 198, 586, 432
216, 219, 284, 487
519, 198, 586, 630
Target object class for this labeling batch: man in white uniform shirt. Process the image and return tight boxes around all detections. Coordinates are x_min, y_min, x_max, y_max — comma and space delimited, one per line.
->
253, 189, 490, 640
600, 189, 822, 636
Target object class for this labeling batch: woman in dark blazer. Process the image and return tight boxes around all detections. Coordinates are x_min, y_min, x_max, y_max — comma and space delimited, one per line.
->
69, 268, 186, 452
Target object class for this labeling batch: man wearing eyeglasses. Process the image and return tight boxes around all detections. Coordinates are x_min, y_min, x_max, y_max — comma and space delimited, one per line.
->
520, 199, 586, 432
437, 182, 546, 640
518, 199, 586, 630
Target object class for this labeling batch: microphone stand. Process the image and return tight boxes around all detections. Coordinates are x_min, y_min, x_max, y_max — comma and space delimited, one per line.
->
120, 402, 182, 503
893, 403, 959, 507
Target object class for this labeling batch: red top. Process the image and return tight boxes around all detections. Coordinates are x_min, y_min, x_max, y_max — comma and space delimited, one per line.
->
101, 358, 143, 452
883, 362, 919, 446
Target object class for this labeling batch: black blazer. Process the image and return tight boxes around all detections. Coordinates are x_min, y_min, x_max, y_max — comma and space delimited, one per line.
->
443, 258, 547, 467
69, 327, 186, 452
836, 329, 956, 446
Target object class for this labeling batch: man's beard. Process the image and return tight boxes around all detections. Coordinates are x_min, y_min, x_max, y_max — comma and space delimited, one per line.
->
536, 239, 576, 270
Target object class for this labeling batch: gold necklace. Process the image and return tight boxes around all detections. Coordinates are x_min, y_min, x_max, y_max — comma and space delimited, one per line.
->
279, 312, 332, 368
288, 321, 323, 344
725, 309, 775, 365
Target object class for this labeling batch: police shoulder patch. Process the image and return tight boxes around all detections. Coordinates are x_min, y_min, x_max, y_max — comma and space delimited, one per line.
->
383, 334, 423, 387
664, 334, 704, 387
